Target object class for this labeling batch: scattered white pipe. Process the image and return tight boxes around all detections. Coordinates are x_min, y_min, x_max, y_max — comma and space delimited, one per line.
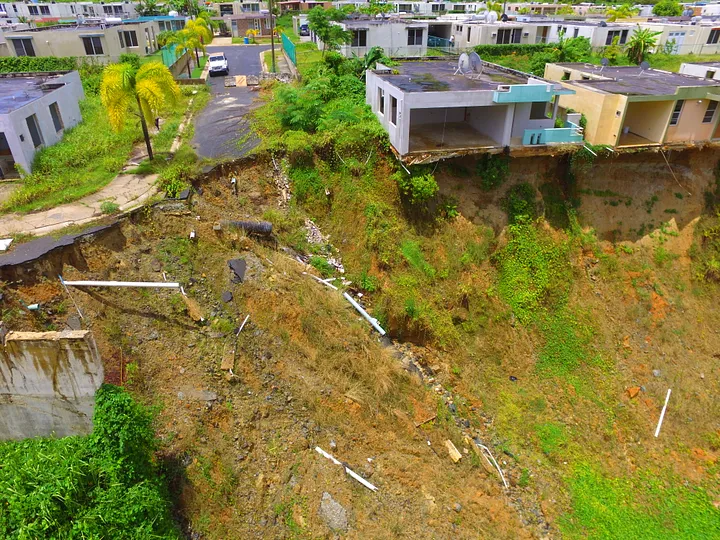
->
58, 275, 84, 320
654, 388, 672, 438
476, 442, 509, 489
62, 280, 181, 288
343, 292, 386, 335
315, 446, 378, 492
583, 144, 597, 157
304, 272, 339, 291
236, 314, 250, 336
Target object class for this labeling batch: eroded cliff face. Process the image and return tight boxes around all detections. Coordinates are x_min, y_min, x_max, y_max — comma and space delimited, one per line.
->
0, 330, 103, 440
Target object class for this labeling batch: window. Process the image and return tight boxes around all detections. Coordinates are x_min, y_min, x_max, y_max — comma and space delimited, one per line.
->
265, 16, 270, 29
573, 28, 579, 38
114, 5, 123, 14
561, 70, 570, 81
466, 26, 471, 42
253, 18, 261, 30
431, 3, 444, 12
28, 5, 38, 15
49, 102, 64, 132
706, 70, 716, 79
40, 5, 49, 15
407, 28, 423, 46
103, 5, 113, 14
708, 29, 720, 45
11, 38, 35, 57
606, 29, 628, 45
398, 3, 412, 11
496, 28, 521, 44
670, 100, 684, 126
530, 101, 547, 120
26, 114, 43, 148
352, 29, 367, 47
70, 5, 75, 13
82, 36, 104, 55
378, 87, 385, 115
390, 95, 397, 125
120, 30, 138, 47
219, 3, 233, 15
703, 101, 718, 123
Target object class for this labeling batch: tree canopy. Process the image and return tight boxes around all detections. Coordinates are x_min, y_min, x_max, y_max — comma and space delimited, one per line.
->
307, 6, 352, 56
652, 0, 683, 17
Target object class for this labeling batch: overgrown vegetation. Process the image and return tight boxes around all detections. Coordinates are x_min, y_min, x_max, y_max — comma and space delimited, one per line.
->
0, 385, 179, 538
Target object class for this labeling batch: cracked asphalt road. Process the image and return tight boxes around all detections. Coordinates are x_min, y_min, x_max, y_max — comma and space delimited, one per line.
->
192, 45, 270, 160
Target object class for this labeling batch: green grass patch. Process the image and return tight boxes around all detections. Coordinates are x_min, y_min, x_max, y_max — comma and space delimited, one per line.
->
534, 422, 568, 456
191, 55, 207, 78
0, 385, 179, 538
561, 462, 720, 539
401, 240, 435, 278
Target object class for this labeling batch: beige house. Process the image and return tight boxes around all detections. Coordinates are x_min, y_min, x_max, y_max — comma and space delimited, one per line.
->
545, 62, 720, 148
1, 21, 160, 63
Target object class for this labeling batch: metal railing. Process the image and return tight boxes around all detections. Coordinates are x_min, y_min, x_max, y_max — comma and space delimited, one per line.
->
281, 32, 296, 66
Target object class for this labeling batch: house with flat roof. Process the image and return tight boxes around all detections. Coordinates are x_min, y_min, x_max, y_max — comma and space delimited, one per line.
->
2, 20, 161, 62
544, 62, 720, 148
208, 1, 266, 16
366, 59, 583, 163
327, 18, 429, 58
680, 61, 720, 81
0, 71, 84, 177
217, 12, 274, 37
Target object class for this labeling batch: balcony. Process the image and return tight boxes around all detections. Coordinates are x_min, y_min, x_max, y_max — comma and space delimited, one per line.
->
522, 122, 584, 145
493, 83, 554, 104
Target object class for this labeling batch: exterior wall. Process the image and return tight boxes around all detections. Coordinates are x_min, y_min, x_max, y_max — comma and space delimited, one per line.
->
467, 104, 511, 144
452, 22, 539, 48
0, 71, 84, 173
4, 22, 159, 62
225, 15, 273, 37
2, 1, 139, 23
621, 100, 673, 143
664, 98, 718, 143
339, 22, 428, 57
510, 101, 554, 138
679, 62, 720, 81
553, 82, 627, 146
0, 330, 103, 441
638, 23, 720, 55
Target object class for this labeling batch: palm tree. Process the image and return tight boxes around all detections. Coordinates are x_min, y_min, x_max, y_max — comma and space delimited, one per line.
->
186, 18, 213, 64
626, 27, 662, 64
606, 3, 639, 21
166, 29, 199, 77
101, 62, 180, 161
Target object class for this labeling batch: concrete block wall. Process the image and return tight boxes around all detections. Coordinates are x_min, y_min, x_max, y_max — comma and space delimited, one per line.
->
0, 330, 103, 441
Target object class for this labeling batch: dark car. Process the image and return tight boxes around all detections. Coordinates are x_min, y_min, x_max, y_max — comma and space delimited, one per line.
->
299, 24, 309, 36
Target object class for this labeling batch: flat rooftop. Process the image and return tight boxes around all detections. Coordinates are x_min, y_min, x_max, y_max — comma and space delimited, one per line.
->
375, 60, 529, 92
343, 18, 426, 27
0, 74, 68, 115
6, 23, 121, 33
556, 62, 720, 96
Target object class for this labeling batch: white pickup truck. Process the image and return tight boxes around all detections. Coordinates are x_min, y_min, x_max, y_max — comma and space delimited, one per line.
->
207, 52, 229, 76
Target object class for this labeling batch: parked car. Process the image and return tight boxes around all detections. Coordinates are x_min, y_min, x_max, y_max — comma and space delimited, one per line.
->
299, 24, 309, 36
208, 52, 229, 76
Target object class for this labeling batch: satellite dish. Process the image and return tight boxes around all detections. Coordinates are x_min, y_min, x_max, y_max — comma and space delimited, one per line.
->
640, 61, 650, 71
456, 53, 470, 74
601, 57, 609, 66
487, 11, 498, 23
600, 21, 607, 27
500, 13, 508, 22
469, 51, 483, 73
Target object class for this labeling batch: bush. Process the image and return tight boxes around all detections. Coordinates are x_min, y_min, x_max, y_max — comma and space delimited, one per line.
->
475, 154, 510, 191
0, 385, 179, 538
395, 171, 438, 205
503, 183, 539, 224
119, 53, 141, 70
100, 200, 120, 214
0, 56, 77, 73
473, 43, 553, 58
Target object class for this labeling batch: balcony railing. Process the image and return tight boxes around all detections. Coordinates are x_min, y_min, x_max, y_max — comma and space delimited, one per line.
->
523, 122, 584, 146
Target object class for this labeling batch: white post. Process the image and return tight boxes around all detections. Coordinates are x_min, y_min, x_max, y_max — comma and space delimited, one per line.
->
654, 389, 672, 438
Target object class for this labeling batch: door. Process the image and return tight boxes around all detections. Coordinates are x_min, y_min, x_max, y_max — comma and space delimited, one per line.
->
668, 31, 685, 54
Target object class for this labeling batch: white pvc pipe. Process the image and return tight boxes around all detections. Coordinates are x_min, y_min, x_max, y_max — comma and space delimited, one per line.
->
343, 292, 386, 335
315, 446, 378, 492
654, 388, 672, 438
62, 280, 181, 288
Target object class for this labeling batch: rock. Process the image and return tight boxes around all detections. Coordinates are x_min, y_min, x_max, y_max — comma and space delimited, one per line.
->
147, 330, 159, 341
448, 403, 457, 414
318, 492, 348, 532
652, 369, 661, 377
222, 291, 233, 303
177, 391, 186, 401
627, 386, 641, 399
700, 373, 705, 380
66, 315, 82, 331
454, 503, 462, 513
445, 440, 462, 463
151, 259, 162, 272
330, 439, 337, 450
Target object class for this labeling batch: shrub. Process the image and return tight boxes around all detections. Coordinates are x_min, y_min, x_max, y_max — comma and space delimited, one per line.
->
310, 255, 334, 277
475, 154, 510, 191
119, 53, 141, 70
395, 171, 438, 205
0, 56, 77, 73
100, 200, 120, 214
503, 183, 539, 223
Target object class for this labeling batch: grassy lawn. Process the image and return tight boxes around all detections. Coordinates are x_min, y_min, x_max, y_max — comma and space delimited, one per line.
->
648, 52, 720, 72
295, 42, 323, 77
191, 55, 207, 78
3, 85, 210, 214
141, 49, 163, 65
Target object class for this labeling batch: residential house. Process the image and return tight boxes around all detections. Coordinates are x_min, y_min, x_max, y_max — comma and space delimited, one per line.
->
680, 61, 720, 80
0, 71, 84, 177
123, 15, 187, 33
327, 18, 429, 58
208, 1, 266, 16
365, 59, 583, 162
1, 21, 161, 63
638, 21, 720, 55
278, 0, 332, 14
0, 1, 139, 24
219, 13, 273, 37
452, 20, 548, 48
544, 62, 720, 148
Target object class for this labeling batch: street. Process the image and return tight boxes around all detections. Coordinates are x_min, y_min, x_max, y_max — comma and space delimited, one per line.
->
192, 44, 271, 160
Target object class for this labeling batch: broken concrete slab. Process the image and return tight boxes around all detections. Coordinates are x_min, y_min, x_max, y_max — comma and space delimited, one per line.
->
318, 492, 348, 532
228, 258, 247, 283
445, 440, 462, 463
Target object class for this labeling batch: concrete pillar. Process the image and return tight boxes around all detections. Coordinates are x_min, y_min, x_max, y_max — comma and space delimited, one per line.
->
501, 103, 515, 146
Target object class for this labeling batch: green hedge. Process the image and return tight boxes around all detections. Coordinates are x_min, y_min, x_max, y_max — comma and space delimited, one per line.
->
473, 43, 554, 58
0, 56, 77, 73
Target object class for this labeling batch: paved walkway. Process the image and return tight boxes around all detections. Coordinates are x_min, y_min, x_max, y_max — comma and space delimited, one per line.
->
0, 170, 158, 237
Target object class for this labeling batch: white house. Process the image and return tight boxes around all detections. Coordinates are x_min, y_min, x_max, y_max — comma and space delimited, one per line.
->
679, 61, 720, 80
365, 59, 583, 162
329, 18, 429, 57
0, 71, 84, 177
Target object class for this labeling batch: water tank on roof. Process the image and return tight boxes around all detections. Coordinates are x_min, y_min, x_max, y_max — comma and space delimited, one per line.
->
168, 10, 179, 16
105, 17, 122, 23
487, 10, 498, 22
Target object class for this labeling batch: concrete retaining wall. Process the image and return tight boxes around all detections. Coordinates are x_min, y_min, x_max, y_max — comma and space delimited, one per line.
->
0, 330, 103, 441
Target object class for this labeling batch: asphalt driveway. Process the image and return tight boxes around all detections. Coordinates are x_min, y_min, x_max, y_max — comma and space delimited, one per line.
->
192, 45, 270, 160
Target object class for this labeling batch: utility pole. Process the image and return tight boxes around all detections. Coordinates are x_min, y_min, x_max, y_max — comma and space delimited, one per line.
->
269, 0, 276, 73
